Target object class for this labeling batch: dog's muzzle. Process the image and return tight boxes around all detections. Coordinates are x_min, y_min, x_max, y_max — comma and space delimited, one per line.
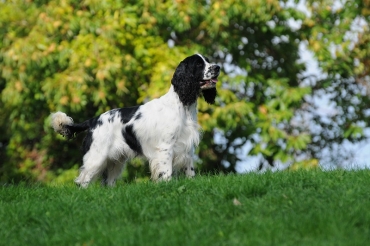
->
200, 65, 221, 90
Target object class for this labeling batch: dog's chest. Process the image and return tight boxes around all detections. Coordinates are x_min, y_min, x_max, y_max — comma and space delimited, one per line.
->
172, 106, 200, 155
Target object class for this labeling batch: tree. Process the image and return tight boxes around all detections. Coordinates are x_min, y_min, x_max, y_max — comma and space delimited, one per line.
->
1, 0, 367, 183
302, 0, 370, 165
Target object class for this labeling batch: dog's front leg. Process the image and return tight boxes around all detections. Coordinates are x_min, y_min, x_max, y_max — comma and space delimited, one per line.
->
150, 148, 173, 181
182, 146, 196, 178
184, 156, 196, 178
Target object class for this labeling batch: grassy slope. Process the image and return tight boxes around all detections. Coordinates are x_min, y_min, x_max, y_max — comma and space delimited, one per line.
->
1, 170, 370, 246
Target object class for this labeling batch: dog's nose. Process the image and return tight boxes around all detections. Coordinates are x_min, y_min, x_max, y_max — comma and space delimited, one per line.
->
214, 65, 221, 74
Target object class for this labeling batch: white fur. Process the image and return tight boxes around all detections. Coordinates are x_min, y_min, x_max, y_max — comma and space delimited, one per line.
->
51, 112, 73, 135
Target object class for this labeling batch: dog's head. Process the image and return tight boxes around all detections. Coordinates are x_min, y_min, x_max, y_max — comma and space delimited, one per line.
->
171, 54, 221, 106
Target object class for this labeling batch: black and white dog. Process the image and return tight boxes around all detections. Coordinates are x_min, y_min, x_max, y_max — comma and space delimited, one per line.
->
51, 54, 220, 187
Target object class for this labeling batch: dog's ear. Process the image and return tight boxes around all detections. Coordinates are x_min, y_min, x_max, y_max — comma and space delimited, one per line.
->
202, 88, 217, 104
171, 61, 200, 106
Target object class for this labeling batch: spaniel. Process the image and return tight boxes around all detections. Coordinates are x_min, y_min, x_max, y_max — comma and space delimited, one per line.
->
51, 54, 221, 187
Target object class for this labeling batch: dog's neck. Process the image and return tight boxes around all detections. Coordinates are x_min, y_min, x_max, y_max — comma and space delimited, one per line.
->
162, 85, 198, 113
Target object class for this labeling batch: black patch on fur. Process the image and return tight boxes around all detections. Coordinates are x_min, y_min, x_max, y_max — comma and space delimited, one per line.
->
61, 113, 107, 140
171, 55, 204, 106
122, 124, 142, 154
118, 106, 141, 124
89, 116, 104, 130
107, 107, 140, 124
82, 131, 93, 155
64, 120, 91, 139
202, 87, 217, 104
61, 114, 103, 140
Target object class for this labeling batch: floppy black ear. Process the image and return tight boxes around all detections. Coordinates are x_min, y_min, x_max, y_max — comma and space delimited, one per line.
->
202, 88, 217, 104
171, 61, 201, 106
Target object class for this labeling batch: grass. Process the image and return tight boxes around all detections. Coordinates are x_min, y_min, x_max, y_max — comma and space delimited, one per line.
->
1, 170, 370, 246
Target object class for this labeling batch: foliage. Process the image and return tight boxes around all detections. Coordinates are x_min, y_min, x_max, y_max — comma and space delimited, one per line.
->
2, 170, 370, 245
303, 0, 370, 163
0, 0, 369, 182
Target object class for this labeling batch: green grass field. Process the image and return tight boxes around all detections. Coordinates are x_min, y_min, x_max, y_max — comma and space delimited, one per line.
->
1, 170, 370, 246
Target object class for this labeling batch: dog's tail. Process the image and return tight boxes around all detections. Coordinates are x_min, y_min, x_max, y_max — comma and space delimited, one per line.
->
50, 111, 90, 139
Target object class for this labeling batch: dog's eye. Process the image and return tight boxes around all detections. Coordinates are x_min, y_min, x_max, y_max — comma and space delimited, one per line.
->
196, 62, 203, 67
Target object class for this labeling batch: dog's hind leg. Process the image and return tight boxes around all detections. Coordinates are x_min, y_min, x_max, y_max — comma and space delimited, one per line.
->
173, 153, 195, 178
101, 159, 126, 186
75, 151, 108, 188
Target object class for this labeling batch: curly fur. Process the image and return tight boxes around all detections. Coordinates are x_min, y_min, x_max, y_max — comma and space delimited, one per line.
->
202, 87, 217, 104
50, 54, 220, 187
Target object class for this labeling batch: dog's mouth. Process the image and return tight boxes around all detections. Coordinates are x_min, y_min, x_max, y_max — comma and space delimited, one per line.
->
200, 77, 218, 89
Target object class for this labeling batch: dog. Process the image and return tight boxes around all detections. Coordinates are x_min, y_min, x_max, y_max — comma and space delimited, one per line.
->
51, 54, 221, 187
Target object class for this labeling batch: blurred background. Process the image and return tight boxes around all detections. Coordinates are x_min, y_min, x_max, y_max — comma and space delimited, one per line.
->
0, 0, 369, 183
